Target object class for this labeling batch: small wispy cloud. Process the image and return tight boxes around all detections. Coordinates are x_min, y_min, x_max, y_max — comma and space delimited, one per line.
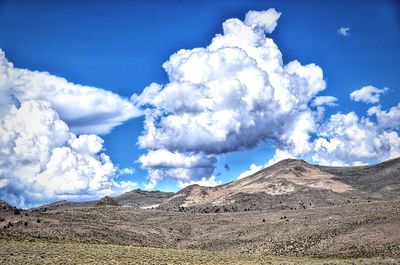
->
337, 26, 350, 37
350, 85, 389, 104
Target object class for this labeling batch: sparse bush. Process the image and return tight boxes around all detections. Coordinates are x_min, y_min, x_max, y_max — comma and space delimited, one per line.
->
262, 219, 265, 222
24, 221, 28, 227
13, 208, 21, 215
37, 218, 41, 223
0, 217, 5, 222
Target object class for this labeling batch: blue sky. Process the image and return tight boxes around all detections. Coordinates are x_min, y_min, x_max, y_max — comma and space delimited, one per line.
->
0, 0, 399, 205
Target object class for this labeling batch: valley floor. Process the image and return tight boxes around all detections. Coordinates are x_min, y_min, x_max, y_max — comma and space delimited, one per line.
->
0, 239, 398, 265
0, 200, 399, 264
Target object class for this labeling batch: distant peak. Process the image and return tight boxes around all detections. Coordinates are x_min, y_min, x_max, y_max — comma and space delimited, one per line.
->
272, 158, 309, 167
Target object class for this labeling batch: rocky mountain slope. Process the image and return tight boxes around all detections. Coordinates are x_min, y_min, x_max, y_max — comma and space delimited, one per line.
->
159, 158, 400, 212
33, 189, 174, 211
8, 157, 400, 213
114, 189, 174, 208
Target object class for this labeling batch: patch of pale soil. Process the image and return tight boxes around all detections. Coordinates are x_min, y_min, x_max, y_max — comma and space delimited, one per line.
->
139, 204, 160, 209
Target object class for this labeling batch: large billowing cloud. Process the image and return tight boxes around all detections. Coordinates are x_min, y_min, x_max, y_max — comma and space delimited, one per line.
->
133, 9, 329, 188
0, 50, 141, 135
0, 51, 138, 208
134, 9, 400, 187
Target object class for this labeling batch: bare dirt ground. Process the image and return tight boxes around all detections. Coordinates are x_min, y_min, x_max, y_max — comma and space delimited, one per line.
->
1, 200, 399, 263
0, 239, 398, 265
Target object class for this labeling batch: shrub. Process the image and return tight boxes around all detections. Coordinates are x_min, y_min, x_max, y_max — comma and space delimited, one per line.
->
36, 219, 41, 224
13, 208, 21, 215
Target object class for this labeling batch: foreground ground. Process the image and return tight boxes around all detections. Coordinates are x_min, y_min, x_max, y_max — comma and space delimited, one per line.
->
0, 239, 398, 265
1, 200, 399, 263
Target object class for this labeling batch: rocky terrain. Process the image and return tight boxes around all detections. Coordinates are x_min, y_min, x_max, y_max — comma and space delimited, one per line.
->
159, 158, 400, 212
0, 200, 399, 259
95, 196, 121, 206
1, 240, 398, 265
32, 189, 174, 211
114, 189, 174, 208
0, 158, 399, 264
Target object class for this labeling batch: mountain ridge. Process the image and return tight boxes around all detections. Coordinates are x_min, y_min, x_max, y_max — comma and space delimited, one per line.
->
158, 157, 400, 212
3, 157, 399, 211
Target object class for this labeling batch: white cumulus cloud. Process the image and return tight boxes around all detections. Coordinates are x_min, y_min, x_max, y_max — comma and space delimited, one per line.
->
350, 85, 388, 104
313, 96, 338, 107
244, 9, 281, 33
368, 103, 400, 129
237, 164, 263, 180
311, 112, 400, 165
0, 100, 138, 208
337, 27, 350, 37
0, 51, 139, 207
132, 8, 330, 188
268, 110, 400, 167
178, 175, 222, 189
0, 50, 141, 135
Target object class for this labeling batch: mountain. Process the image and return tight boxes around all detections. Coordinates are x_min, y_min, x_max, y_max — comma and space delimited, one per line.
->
32, 189, 174, 211
318, 157, 400, 200
114, 189, 174, 208
159, 158, 400, 212
9, 157, 400, 212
